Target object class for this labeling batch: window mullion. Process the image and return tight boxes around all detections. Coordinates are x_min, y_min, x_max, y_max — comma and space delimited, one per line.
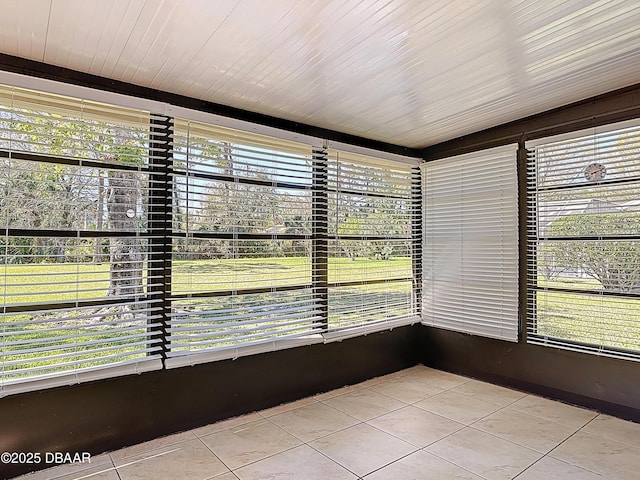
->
148, 115, 173, 362
312, 146, 329, 330
412, 166, 423, 316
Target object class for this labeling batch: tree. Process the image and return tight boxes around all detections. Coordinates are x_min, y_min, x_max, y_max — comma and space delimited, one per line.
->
336, 217, 365, 261
544, 212, 640, 292
105, 162, 145, 297
1, 108, 148, 299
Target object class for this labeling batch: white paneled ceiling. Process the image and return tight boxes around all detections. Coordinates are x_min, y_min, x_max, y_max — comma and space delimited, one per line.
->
1, 0, 639, 148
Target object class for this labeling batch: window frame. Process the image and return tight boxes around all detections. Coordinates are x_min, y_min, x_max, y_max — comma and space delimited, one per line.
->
526, 119, 640, 361
0, 86, 169, 395
0, 81, 422, 392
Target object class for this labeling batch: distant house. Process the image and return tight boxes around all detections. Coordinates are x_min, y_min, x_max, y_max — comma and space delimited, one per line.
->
538, 198, 624, 236
538, 198, 628, 279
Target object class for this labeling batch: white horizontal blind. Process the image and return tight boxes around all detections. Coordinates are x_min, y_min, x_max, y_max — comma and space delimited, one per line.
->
0, 85, 164, 394
327, 150, 418, 331
422, 144, 519, 341
166, 119, 323, 366
527, 120, 640, 360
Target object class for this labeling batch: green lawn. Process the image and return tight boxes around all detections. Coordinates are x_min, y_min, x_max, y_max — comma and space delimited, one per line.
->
0, 256, 412, 380
534, 287, 640, 352
3, 259, 639, 382
533, 274, 640, 351
0, 256, 412, 303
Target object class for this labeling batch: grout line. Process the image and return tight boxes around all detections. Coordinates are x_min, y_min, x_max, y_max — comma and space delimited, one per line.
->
512, 455, 608, 480
352, 448, 420, 479
66, 449, 181, 480
512, 456, 540, 480
114, 447, 183, 470
505, 398, 599, 430
34, 366, 636, 480
448, 382, 527, 409
577, 413, 640, 450
418, 447, 489, 480
356, 377, 447, 405
261, 403, 360, 442
461, 423, 545, 455
546, 418, 594, 459
541, 415, 637, 479
505, 404, 595, 431
294, 419, 427, 479
196, 431, 240, 475
363, 416, 466, 450
304, 437, 364, 478
420, 447, 495, 480
250, 374, 424, 478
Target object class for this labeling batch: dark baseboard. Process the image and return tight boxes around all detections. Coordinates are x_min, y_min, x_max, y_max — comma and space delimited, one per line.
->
419, 326, 640, 423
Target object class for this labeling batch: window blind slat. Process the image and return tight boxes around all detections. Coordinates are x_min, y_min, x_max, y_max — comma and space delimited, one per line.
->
167, 119, 319, 361
0, 84, 165, 394
422, 144, 519, 342
327, 149, 417, 332
526, 119, 640, 360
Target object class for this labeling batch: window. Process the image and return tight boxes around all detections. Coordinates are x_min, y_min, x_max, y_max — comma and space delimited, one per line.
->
422, 144, 519, 341
527, 121, 640, 360
327, 150, 419, 333
0, 82, 422, 393
0, 85, 165, 394
166, 119, 324, 366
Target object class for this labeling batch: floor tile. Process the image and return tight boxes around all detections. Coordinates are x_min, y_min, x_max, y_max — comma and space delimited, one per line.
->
234, 445, 356, 480
397, 365, 434, 376
403, 368, 470, 390
415, 390, 502, 424
12, 455, 114, 480
321, 388, 406, 421
192, 413, 264, 438
426, 427, 542, 480
259, 397, 318, 417
509, 395, 597, 429
582, 413, 640, 448
367, 405, 464, 447
367, 376, 445, 404
313, 384, 360, 401
11, 366, 619, 480
514, 456, 606, 480
53, 465, 121, 480
363, 449, 484, 480
268, 401, 359, 442
210, 474, 240, 480
473, 408, 577, 453
550, 430, 640, 480
370, 369, 411, 382
199, 419, 301, 470
115, 439, 228, 480
309, 423, 417, 477
110, 431, 197, 461
452, 380, 526, 407
355, 376, 389, 388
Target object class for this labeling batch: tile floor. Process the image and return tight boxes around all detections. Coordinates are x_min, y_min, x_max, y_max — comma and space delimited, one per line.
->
13, 365, 640, 480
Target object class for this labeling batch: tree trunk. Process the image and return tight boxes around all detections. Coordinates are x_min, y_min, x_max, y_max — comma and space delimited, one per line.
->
106, 170, 143, 297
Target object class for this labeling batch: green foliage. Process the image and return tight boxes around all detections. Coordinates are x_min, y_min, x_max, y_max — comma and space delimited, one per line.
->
548, 211, 640, 237
544, 211, 640, 292
535, 288, 640, 352
0, 256, 411, 304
